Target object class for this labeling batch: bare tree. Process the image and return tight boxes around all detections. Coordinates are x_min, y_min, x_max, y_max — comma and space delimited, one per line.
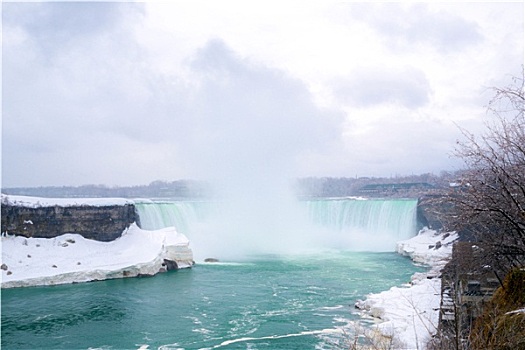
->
427, 74, 525, 350
448, 73, 525, 272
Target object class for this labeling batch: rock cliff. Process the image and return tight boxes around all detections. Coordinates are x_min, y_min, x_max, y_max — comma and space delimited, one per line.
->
417, 195, 445, 231
1, 199, 136, 242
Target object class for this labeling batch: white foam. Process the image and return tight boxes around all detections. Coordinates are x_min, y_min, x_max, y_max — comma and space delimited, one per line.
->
211, 328, 342, 348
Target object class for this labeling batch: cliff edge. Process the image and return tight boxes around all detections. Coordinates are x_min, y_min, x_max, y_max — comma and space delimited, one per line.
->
1, 195, 193, 288
1, 195, 136, 241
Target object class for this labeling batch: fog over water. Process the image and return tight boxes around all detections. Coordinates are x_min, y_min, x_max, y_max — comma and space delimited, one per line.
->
172, 40, 341, 257
135, 198, 419, 260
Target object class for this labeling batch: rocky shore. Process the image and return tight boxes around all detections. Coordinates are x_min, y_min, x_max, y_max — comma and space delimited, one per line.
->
356, 228, 458, 349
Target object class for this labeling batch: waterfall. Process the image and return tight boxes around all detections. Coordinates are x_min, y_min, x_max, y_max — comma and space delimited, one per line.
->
134, 201, 212, 233
304, 198, 418, 241
135, 198, 418, 241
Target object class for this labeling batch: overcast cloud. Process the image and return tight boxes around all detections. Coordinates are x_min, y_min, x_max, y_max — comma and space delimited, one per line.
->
355, 3, 483, 53
334, 66, 431, 108
2, 2, 523, 187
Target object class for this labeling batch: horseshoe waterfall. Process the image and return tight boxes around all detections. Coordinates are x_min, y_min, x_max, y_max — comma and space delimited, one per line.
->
2, 197, 426, 349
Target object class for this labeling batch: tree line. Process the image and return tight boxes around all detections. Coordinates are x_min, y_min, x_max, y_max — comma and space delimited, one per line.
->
4, 173, 460, 199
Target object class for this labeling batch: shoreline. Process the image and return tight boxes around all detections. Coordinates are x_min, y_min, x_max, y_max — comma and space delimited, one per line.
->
1, 224, 194, 288
356, 228, 458, 349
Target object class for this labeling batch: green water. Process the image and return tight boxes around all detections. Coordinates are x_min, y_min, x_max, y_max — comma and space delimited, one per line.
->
1, 252, 424, 349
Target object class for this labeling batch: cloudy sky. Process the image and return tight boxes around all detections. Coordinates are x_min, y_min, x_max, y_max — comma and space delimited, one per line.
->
2, 1, 523, 188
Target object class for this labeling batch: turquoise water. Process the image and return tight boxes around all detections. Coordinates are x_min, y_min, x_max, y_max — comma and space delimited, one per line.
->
1, 252, 424, 349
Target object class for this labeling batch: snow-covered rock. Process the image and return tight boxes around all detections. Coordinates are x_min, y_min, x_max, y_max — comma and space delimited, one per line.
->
396, 228, 458, 268
2, 194, 133, 208
1, 194, 137, 241
358, 228, 458, 349
1, 224, 193, 288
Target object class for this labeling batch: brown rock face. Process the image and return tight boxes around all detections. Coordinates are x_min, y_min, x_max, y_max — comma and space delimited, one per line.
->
1, 204, 136, 241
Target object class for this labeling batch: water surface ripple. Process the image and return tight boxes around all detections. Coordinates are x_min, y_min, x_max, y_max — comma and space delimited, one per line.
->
2, 252, 423, 349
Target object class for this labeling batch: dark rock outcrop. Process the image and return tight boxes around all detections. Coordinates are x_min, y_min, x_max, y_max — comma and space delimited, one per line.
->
163, 259, 179, 271
1, 203, 136, 241
417, 195, 446, 231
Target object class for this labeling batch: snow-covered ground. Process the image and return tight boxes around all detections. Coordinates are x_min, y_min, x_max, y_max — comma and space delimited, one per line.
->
1, 224, 194, 288
356, 228, 458, 349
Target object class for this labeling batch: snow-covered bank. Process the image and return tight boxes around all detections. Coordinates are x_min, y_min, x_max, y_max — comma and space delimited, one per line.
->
357, 228, 458, 349
1, 224, 193, 288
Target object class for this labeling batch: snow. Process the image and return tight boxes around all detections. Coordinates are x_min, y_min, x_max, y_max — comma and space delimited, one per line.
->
1, 224, 193, 288
506, 308, 525, 315
357, 228, 458, 349
396, 229, 458, 269
2, 194, 133, 208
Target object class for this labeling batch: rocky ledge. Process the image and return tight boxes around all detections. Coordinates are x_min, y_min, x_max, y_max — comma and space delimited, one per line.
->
1, 195, 136, 241
0, 195, 193, 288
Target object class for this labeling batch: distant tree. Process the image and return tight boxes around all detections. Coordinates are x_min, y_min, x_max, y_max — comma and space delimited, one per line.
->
447, 74, 525, 271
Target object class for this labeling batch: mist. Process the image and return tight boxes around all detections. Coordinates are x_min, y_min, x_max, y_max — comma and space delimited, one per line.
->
176, 41, 409, 259
178, 40, 343, 259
